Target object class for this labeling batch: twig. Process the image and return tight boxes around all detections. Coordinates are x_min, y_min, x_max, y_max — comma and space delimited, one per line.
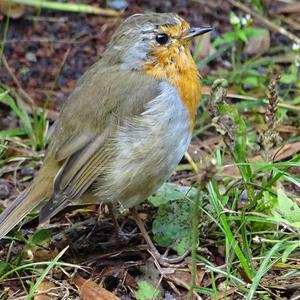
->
1, 57, 58, 121
8, 0, 120, 17
202, 87, 300, 112
226, 0, 300, 45
2, 55, 35, 108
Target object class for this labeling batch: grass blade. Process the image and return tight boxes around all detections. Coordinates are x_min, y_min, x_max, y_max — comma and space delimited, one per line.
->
246, 242, 281, 299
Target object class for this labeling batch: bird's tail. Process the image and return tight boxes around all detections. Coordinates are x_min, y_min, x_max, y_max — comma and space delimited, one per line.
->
0, 180, 49, 240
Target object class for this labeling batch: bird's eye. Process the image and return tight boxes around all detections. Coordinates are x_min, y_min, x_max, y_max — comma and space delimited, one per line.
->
155, 33, 169, 45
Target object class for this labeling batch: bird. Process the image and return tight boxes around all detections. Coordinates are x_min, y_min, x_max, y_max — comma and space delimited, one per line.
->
0, 13, 212, 263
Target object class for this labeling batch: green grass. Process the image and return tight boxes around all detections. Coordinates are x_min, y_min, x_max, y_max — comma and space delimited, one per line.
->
0, 87, 49, 151
4, 0, 119, 15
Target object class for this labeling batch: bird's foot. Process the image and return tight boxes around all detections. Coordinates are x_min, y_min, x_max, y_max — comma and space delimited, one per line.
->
130, 208, 189, 268
150, 247, 189, 268
115, 224, 137, 243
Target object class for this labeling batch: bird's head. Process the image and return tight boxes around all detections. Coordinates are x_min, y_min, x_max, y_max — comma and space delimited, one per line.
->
103, 13, 212, 72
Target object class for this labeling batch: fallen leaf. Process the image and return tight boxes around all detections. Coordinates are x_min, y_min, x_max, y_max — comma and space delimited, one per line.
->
74, 275, 120, 300
244, 28, 270, 55
274, 124, 300, 135
276, 3, 300, 14
223, 141, 300, 177
194, 32, 216, 59
33, 248, 59, 262
0, 0, 25, 18
34, 279, 57, 300
165, 268, 205, 289
208, 287, 237, 300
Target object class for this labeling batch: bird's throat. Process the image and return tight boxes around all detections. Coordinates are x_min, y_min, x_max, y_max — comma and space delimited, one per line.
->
143, 46, 201, 126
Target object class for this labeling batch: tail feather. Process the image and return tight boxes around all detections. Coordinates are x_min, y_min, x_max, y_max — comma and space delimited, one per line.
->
0, 183, 48, 240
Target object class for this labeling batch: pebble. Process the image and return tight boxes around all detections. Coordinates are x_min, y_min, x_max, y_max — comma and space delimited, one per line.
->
20, 167, 35, 177
25, 51, 37, 63
108, 0, 128, 10
0, 180, 11, 199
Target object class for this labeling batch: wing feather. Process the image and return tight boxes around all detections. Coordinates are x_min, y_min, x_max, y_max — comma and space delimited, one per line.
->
40, 64, 160, 222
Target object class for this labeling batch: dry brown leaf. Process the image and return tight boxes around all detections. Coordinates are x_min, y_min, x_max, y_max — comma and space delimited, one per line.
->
275, 124, 300, 134
74, 275, 120, 300
208, 287, 237, 300
201, 85, 211, 96
0, 0, 24, 18
33, 248, 59, 262
195, 32, 216, 59
244, 28, 270, 55
271, 141, 300, 161
276, 3, 300, 14
34, 279, 57, 300
223, 141, 300, 177
165, 268, 205, 289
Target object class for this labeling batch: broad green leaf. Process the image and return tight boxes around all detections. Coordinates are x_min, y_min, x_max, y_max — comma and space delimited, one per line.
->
271, 189, 300, 226
149, 183, 197, 207
245, 27, 266, 38
29, 229, 50, 246
134, 280, 161, 300
152, 198, 193, 255
236, 29, 248, 43
242, 76, 259, 87
292, 95, 300, 104
280, 74, 296, 84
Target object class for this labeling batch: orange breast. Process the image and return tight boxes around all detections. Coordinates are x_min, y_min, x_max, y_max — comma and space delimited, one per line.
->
143, 42, 201, 127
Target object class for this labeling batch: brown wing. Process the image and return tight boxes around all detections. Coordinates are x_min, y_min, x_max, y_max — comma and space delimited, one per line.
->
40, 63, 160, 222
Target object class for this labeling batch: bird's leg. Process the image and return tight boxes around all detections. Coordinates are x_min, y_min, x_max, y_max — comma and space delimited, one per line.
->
107, 203, 136, 242
130, 208, 189, 267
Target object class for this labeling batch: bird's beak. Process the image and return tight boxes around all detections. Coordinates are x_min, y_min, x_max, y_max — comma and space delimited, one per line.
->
183, 26, 214, 39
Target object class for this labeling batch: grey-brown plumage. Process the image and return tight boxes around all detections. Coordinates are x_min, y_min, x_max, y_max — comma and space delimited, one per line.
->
0, 12, 210, 239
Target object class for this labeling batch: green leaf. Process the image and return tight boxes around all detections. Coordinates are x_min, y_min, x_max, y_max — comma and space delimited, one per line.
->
213, 32, 237, 47
152, 198, 193, 255
242, 76, 259, 87
0, 128, 27, 138
272, 189, 300, 225
0, 261, 9, 275
236, 29, 248, 43
149, 183, 197, 207
292, 95, 300, 104
245, 27, 266, 38
29, 229, 50, 246
222, 32, 238, 43
134, 280, 161, 300
280, 74, 296, 84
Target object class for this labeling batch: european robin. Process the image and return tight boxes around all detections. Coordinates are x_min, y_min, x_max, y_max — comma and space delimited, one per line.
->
0, 13, 212, 262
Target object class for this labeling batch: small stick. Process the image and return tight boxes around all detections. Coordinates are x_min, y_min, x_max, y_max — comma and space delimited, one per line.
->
2, 55, 35, 108
2, 56, 59, 121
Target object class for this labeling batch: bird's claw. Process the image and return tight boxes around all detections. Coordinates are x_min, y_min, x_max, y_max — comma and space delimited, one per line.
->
151, 248, 190, 268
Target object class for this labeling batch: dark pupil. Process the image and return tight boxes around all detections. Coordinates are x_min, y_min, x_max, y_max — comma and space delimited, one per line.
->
156, 33, 169, 45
